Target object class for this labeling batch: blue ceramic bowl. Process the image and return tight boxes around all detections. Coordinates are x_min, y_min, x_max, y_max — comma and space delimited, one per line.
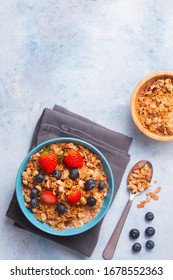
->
16, 137, 114, 236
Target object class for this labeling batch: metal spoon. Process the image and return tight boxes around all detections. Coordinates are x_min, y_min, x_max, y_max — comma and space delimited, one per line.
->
102, 160, 153, 260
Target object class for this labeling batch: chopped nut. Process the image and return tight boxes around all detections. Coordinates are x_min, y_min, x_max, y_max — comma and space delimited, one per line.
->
146, 195, 151, 202
80, 196, 86, 205
150, 192, 159, 200
58, 185, 64, 192
22, 172, 28, 180
23, 180, 28, 185
155, 186, 161, 193
35, 185, 42, 191
40, 213, 47, 221
146, 191, 152, 196
26, 168, 31, 174
25, 196, 31, 203
33, 170, 39, 176
137, 200, 147, 208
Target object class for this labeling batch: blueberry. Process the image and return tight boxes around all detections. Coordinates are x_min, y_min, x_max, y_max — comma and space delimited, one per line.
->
146, 240, 155, 249
145, 212, 154, 221
29, 198, 39, 208
85, 179, 96, 191
129, 229, 140, 239
132, 242, 142, 252
145, 227, 155, 236
56, 203, 67, 214
69, 169, 79, 180
34, 173, 45, 183
53, 170, 62, 180
98, 181, 105, 190
30, 188, 39, 198
87, 197, 96, 206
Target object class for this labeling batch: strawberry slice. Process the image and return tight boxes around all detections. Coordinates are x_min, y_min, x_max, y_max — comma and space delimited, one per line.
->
67, 190, 81, 205
63, 150, 83, 168
40, 190, 58, 204
39, 149, 58, 174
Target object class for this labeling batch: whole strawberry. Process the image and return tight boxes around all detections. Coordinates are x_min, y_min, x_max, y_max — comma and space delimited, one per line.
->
39, 149, 58, 174
63, 150, 84, 169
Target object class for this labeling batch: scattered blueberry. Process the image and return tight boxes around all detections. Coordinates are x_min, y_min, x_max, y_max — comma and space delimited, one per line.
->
34, 173, 45, 183
30, 188, 39, 198
98, 181, 105, 190
132, 242, 142, 252
145, 212, 154, 221
69, 169, 79, 180
53, 170, 62, 180
145, 227, 155, 236
129, 229, 140, 239
56, 203, 67, 214
29, 198, 39, 208
146, 240, 155, 249
85, 179, 96, 191
87, 197, 96, 206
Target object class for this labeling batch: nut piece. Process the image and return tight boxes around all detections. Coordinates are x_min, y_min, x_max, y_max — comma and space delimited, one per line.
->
146, 191, 160, 201
35, 185, 42, 192
155, 186, 161, 193
137, 200, 147, 208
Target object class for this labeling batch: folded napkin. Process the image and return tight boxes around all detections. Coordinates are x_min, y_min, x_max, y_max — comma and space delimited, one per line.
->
6, 105, 132, 257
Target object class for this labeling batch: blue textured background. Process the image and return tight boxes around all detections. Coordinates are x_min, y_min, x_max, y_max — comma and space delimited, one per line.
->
1, 0, 173, 259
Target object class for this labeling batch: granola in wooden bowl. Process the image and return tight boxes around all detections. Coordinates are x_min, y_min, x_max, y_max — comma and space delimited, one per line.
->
130, 71, 173, 141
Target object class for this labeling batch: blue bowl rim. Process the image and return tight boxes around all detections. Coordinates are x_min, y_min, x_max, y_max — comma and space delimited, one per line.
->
16, 137, 114, 236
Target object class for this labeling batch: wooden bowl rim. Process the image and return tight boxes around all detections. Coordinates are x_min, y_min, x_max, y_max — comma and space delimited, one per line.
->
130, 71, 173, 141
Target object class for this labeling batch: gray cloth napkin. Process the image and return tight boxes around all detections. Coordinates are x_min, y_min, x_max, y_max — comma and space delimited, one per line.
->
6, 105, 132, 257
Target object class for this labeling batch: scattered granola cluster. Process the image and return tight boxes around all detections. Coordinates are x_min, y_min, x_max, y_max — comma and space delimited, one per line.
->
136, 78, 173, 136
137, 186, 161, 208
128, 162, 152, 194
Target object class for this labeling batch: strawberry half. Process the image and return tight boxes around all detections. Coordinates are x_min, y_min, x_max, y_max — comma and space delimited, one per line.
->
40, 190, 58, 204
63, 150, 83, 168
67, 190, 81, 205
39, 149, 58, 174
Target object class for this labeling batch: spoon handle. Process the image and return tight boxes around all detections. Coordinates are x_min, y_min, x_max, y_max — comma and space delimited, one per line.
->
102, 199, 133, 260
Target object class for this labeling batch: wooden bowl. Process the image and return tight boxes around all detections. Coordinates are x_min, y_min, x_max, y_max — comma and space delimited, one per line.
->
130, 71, 173, 141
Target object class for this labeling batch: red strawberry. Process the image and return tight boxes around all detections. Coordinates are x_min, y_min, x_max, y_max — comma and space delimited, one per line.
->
67, 190, 81, 205
63, 150, 83, 168
40, 190, 58, 204
39, 149, 58, 174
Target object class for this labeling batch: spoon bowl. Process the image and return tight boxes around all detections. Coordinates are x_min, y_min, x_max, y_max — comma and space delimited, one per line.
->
102, 160, 153, 260
128, 160, 153, 200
